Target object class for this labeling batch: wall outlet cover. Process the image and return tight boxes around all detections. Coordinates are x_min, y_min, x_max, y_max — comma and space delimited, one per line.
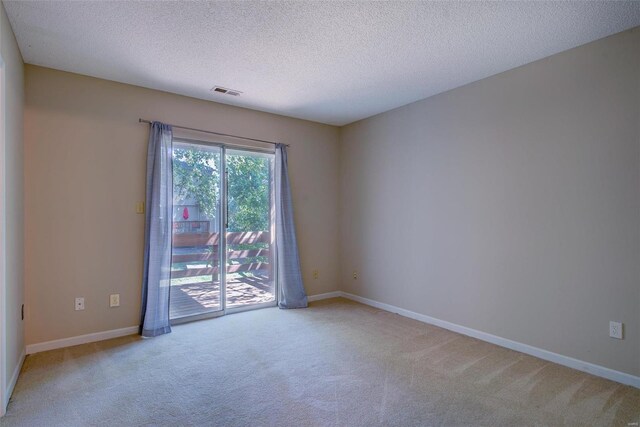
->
609, 321, 623, 339
75, 297, 85, 311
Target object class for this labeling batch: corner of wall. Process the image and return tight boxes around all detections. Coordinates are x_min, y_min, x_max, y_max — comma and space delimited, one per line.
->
336, 125, 345, 293
0, 0, 26, 415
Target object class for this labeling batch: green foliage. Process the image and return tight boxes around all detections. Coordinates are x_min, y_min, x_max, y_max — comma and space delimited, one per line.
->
172, 148, 271, 232
173, 148, 220, 219
226, 154, 270, 232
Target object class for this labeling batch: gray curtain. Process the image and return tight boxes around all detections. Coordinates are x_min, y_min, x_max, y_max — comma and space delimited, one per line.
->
275, 144, 308, 309
140, 122, 173, 337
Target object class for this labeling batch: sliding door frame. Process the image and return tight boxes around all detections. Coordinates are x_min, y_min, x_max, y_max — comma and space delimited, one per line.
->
0, 52, 6, 417
224, 145, 278, 315
170, 138, 278, 325
170, 139, 225, 325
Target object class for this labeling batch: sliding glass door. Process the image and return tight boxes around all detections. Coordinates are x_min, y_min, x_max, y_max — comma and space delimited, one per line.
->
169, 141, 275, 321
225, 150, 275, 310
170, 142, 223, 320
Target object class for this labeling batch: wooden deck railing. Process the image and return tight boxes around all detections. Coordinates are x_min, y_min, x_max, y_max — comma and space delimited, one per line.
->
173, 220, 210, 234
171, 231, 272, 280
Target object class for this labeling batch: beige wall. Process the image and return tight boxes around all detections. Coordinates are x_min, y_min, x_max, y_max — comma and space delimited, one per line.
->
0, 0, 24, 408
24, 65, 340, 345
339, 28, 640, 376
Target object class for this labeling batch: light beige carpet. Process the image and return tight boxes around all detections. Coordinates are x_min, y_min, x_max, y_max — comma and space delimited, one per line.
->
1, 298, 639, 426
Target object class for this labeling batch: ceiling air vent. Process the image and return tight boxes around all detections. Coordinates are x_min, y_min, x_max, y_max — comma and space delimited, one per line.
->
211, 86, 242, 96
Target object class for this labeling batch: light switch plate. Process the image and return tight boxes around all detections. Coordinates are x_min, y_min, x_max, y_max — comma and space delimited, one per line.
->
110, 294, 120, 307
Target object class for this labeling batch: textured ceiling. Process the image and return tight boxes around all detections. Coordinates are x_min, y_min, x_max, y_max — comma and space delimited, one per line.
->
5, 1, 640, 126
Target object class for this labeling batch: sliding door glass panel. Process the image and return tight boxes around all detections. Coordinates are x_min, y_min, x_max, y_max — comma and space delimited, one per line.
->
170, 141, 223, 319
225, 149, 276, 309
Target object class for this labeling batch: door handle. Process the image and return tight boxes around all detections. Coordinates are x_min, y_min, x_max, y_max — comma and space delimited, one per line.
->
225, 170, 229, 229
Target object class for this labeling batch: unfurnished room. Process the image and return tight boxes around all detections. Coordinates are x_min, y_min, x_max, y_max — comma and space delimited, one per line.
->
0, 1, 639, 426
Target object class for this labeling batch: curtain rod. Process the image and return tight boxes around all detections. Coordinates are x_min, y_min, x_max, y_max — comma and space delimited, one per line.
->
138, 118, 288, 147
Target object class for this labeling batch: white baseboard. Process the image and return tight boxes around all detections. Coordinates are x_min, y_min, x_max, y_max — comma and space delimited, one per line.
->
26, 326, 139, 355
340, 292, 640, 389
3, 349, 25, 411
307, 291, 342, 302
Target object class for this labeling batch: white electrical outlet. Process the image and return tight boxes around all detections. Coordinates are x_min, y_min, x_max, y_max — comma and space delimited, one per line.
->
609, 321, 623, 339
75, 297, 85, 311
110, 294, 120, 307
